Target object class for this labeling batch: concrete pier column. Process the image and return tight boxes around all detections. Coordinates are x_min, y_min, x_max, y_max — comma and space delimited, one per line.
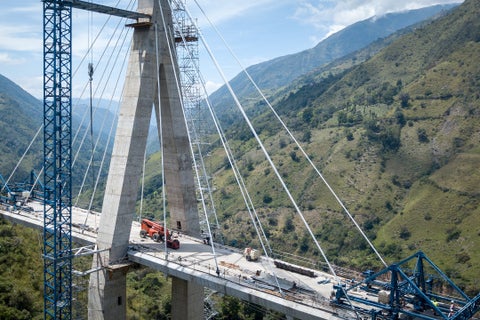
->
171, 277, 204, 320
88, 263, 130, 320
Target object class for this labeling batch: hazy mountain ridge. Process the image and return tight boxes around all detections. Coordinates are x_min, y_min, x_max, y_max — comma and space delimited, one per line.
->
0, 76, 114, 207
208, 3, 459, 114
0, 74, 43, 180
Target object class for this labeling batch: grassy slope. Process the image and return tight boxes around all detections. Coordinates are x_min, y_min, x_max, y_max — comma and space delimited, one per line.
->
200, 0, 480, 292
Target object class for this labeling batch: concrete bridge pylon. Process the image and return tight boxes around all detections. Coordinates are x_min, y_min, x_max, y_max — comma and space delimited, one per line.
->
88, 0, 202, 319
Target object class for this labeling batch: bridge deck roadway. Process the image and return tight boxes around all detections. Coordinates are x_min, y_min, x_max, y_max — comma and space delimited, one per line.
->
0, 202, 374, 319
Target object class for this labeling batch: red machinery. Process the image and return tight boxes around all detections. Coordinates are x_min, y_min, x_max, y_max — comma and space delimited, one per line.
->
140, 218, 180, 249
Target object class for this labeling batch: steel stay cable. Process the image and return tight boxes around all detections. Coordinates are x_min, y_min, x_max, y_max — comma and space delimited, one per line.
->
180, 3, 286, 296
71, 0, 135, 187
1, 125, 43, 194
74, 20, 131, 206
193, 0, 387, 269
153, 20, 169, 259
44, 1, 133, 212
187, 5, 364, 316
158, 0, 222, 273
71, 0, 134, 154
87, 33, 128, 210
8, 1, 129, 211
190, 3, 364, 316
150, 5, 277, 263
170, 2, 224, 245
82, 29, 132, 230
72, 11, 130, 171
71, 0, 128, 78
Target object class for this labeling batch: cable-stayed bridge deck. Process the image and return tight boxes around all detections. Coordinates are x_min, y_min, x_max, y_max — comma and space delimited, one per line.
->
0, 202, 359, 319
6, 202, 478, 319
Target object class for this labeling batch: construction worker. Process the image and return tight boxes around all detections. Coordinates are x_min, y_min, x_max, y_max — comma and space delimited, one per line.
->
449, 301, 456, 317
431, 299, 439, 315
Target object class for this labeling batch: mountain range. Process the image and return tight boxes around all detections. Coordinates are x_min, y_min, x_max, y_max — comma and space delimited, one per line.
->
208, 4, 458, 116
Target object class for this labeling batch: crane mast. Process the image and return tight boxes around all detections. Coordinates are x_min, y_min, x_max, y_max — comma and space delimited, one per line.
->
42, 0, 73, 318
42, 1, 151, 318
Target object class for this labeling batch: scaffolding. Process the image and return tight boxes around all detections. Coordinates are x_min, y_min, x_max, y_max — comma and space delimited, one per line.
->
172, 0, 221, 243
172, 2, 221, 319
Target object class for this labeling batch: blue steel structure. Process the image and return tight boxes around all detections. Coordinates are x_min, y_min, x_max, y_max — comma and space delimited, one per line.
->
42, 0, 73, 318
41, 1, 149, 318
333, 251, 480, 319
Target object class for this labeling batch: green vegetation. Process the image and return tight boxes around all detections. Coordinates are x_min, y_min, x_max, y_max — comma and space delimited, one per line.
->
0, 219, 43, 319
127, 266, 172, 319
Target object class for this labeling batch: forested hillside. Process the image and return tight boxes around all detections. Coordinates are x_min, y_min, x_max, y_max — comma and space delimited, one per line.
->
197, 0, 480, 293
0, 75, 43, 181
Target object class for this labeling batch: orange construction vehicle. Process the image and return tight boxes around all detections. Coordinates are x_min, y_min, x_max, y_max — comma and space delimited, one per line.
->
140, 218, 180, 249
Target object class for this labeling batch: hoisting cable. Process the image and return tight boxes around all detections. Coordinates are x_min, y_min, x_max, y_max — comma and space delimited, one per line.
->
88, 2, 95, 183
74, 19, 131, 207
71, 0, 123, 77
75, 47, 131, 219
72, 3, 132, 170
194, 0, 387, 269
158, 2, 222, 275
82, 32, 132, 230
70, 0, 132, 154
88, 62, 95, 197
7, 0, 129, 209
153, 21, 169, 260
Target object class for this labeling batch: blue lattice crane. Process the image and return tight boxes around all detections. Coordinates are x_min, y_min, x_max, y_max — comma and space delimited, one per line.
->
42, 1, 149, 318
42, 1, 73, 318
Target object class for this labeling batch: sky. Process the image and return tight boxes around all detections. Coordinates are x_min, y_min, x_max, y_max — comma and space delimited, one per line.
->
0, 0, 463, 99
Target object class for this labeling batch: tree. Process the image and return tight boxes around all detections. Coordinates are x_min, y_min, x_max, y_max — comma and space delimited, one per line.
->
217, 296, 252, 320
400, 93, 410, 108
417, 128, 429, 143
302, 107, 313, 124
302, 130, 312, 143
394, 108, 406, 127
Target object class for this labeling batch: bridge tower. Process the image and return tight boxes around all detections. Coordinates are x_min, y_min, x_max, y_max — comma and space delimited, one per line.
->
88, 0, 202, 319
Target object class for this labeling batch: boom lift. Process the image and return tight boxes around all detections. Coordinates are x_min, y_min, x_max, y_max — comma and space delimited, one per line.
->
140, 218, 180, 249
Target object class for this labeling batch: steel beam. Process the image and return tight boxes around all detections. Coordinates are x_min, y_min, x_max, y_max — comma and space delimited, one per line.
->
44, 0, 151, 20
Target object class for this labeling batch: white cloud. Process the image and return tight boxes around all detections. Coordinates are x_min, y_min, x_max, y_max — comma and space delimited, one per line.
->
293, 0, 464, 40
0, 53, 25, 65
8, 3, 41, 14
15, 75, 43, 99
205, 80, 222, 95
0, 25, 42, 52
